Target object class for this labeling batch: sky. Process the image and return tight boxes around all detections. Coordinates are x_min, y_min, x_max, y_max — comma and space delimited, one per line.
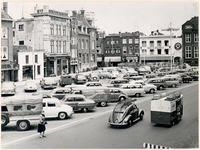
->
5, 1, 199, 36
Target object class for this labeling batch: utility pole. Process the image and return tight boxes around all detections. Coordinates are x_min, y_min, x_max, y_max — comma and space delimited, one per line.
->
162, 22, 179, 71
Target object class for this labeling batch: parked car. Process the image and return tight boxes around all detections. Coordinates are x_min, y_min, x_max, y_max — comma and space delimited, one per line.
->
109, 88, 129, 102
94, 70, 112, 79
24, 81, 37, 92
1, 82, 16, 96
146, 78, 167, 90
122, 75, 144, 81
61, 94, 96, 112
162, 76, 180, 88
43, 98, 73, 120
106, 79, 129, 88
164, 74, 182, 84
74, 74, 87, 84
59, 74, 72, 87
87, 73, 99, 81
49, 88, 71, 100
178, 73, 193, 83
130, 80, 157, 93
85, 82, 102, 87
108, 98, 144, 127
119, 83, 146, 97
110, 70, 120, 79
145, 74, 157, 80
156, 72, 168, 77
68, 73, 77, 82
40, 77, 58, 89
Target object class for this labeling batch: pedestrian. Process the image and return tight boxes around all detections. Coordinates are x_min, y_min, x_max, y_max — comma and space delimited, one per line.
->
37, 111, 47, 138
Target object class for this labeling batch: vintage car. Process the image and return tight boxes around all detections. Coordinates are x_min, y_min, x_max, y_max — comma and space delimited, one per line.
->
178, 73, 193, 83
43, 98, 74, 120
1, 82, 16, 96
109, 88, 129, 102
74, 74, 87, 84
105, 79, 129, 88
87, 73, 100, 82
49, 88, 71, 100
61, 94, 96, 112
108, 99, 144, 127
40, 77, 58, 89
130, 80, 157, 93
59, 74, 73, 87
24, 81, 37, 92
85, 82, 102, 87
119, 83, 146, 97
162, 76, 180, 88
146, 78, 168, 90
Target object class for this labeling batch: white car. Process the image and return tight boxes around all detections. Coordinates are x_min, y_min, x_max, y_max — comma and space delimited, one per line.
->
24, 81, 37, 92
130, 80, 157, 93
43, 98, 74, 120
119, 83, 146, 97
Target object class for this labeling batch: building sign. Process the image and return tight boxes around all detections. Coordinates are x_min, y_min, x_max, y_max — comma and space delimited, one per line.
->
174, 43, 182, 50
70, 60, 78, 65
1, 46, 8, 60
185, 25, 193, 29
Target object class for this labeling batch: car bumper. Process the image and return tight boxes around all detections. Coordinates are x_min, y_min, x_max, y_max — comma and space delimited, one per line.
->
25, 88, 37, 91
68, 111, 74, 117
108, 122, 127, 126
43, 85, 57, 88
1, 91, 15, 95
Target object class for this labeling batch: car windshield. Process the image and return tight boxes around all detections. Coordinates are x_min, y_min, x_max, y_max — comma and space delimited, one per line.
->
45, 78, 55, 82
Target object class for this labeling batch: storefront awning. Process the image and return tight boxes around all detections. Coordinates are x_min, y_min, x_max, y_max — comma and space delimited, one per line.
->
140, 56, 171, 61
104, 57, 121, 62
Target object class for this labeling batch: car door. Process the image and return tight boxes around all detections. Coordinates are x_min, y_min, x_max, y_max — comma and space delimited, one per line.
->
75, 97, 85, 110
43, 101, 58, 118
131, 104, 139, 120
64, 97, 78, 111
110, 89, 120, 102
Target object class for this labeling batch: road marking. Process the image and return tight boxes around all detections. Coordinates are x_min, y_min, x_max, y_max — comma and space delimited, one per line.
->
2, 82, 198, 148
143, 142, 171, 149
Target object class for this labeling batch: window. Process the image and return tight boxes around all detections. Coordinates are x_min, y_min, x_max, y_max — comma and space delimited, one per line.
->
92, 40, 95, 49
14, 105, 23, 111
1, 46, 8, 60
157, 49, 161, 55
37, 65, 40, 75
185, 46, 191, 58
165, 49, 169, 54
194, 34, 199, 42
129, 39, 133, 44
27, 105, 36, 110
83, 54, 85, 63
59, 25, 61, 35
50, 40, 54, 53
135, 39, 139, 44
35, 55, 38, 63
2, 28, 7, 38
116, 50, 120, 53
150, 41, 154, 47
129, 46, 133, 54
107, 41, 109, 45
56, 25, 58, 35
19, 41, 24, 45
185, 34, 191, 43
63, 26, 66, 36
55, 90, 64, 94
13, 31, 15, 37
63, 41, 66, 53
50, 24, 54, 35
194, 46, 199, 58
59, 41, 61, 53
164, 40, 169, 46
25, 55, 29, 64
157, 41, 161, 47
86, 40, 88, 49
142, 49, 147, 55
79, 39, 81, 49
75, 98, 84, 102
150, 49, 154, 55
19, 24, 24, 31
56, 41, 58, 53
82, 39, 84, 49
123, 39, 126, 44
47, 102, 56, 107
123, 46, 127, 54
142, 41, 146, 47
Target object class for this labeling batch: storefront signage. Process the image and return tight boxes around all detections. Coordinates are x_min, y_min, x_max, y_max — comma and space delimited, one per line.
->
70, 60, 78, 65
1, 46, 8, 60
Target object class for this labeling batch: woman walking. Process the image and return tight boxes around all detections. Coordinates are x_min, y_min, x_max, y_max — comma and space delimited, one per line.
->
37, 111, 47, 138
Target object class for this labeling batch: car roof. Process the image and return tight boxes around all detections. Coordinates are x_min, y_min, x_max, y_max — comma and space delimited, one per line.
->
63, 94, 86, 98
121, 83, 142, 86
43, 97, 60, 102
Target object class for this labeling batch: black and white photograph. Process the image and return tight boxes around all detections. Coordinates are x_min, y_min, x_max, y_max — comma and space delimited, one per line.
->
1, 0, 199, 149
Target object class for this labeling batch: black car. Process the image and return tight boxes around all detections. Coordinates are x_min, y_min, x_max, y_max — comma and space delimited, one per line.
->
179, 73, 193, 83
108, 98, 144, 127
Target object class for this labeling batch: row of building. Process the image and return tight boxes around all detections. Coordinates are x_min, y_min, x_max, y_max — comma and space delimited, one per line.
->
1, 3, 199, 82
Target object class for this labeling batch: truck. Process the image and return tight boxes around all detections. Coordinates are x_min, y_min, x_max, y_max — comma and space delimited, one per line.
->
1, 94, 43, 131
151, 91, 183, 126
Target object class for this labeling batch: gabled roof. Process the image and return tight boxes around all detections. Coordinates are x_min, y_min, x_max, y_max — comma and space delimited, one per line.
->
1, 9, 13, 21
182, 16, 198, 29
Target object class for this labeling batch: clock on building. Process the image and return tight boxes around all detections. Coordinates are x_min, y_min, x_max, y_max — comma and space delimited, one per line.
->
174, 43, 182, 50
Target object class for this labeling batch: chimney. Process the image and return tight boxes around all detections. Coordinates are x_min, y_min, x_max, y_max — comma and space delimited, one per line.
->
80, 10, 85, 15
72, 10, 77, 17
3, 2, 8, 13
34, 4, 38, 13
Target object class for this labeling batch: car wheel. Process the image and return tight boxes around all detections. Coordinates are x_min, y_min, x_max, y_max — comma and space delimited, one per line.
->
127, 118, 133, 127
100, 102, 107, 107
81, 108, 88, 112
159, 85, 164, 90
58, 112, 67, 120
16, 120, 30, 131
1, 114, 9, 127
119, 96, 126, 102
135, 93, 140, 97
149, 89, 155, 94
140, 113, 144, 120
172, 84, 176, 88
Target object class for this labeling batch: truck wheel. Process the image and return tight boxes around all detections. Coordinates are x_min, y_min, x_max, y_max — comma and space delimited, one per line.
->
127, 118, 133, 127
1, 114, 9, 127
100, 102, 107, 107
16, 120, 30, 131
119, 96, 126, 101
159, 85, 164, 90
135, 93, 140, 97
149, 89, 155, 94
58, 112, 67, 120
